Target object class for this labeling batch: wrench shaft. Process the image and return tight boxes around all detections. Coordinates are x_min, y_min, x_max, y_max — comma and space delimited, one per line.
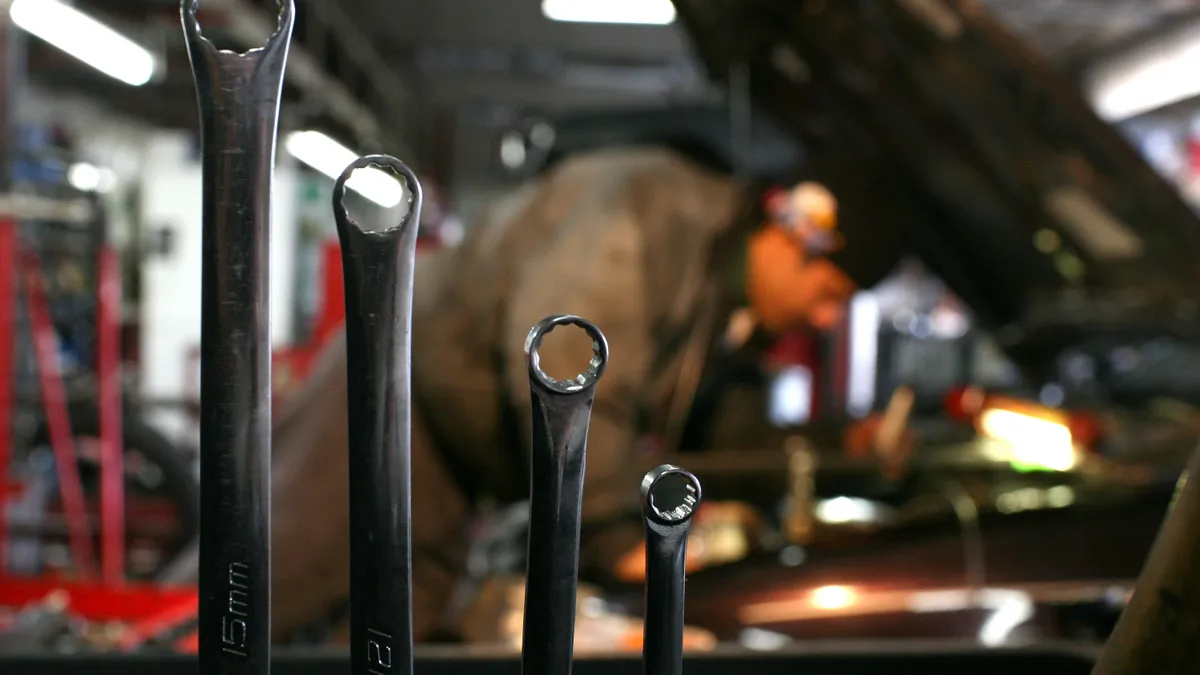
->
334, 156, 423, 675
183, 2, 294, 672
521, 316, 609, 675
644, 534, 687, 674
641, 466, 702, 675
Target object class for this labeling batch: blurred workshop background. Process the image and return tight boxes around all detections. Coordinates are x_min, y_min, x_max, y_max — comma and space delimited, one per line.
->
6, 0, 1200, 663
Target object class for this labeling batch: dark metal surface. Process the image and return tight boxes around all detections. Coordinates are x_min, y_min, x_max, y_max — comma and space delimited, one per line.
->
0, 0, 27, 575
182, 1, 294, 673
521, 315, 609, 675
640, 466, 701, 675
0, 4, 22, 193
0, 643, 1101, 675
333, 155, 423, 675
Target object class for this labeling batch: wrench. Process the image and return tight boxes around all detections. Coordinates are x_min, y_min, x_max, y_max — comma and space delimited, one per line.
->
181, 2, 293, 673
333, 155, 422, 675
520, 315, 609, 675
640, 465, 702, 675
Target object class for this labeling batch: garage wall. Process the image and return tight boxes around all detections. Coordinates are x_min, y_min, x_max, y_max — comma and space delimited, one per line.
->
17, 86, 301, 443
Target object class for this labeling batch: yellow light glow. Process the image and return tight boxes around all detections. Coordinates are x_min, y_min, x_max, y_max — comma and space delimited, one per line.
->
810, 585, 856, 610
978, 408, 1077, 471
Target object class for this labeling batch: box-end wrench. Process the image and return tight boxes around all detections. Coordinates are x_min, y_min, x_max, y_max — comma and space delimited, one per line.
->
520, 315, 609, 675
333, 155, 422, 675
640, 465, 702, 675
181, 2, 293, 673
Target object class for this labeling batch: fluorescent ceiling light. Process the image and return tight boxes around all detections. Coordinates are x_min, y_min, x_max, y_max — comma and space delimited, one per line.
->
10, 0, 156, 87
284, 131, 405, 208
1089, 52, 1200, 121
542, 0, 676, 25
1087, 22, 1200, 121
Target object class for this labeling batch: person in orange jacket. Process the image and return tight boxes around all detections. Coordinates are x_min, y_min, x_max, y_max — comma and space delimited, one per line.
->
615, 180, 915, 582
747, 180, 913, 459
746, 181, 851, 333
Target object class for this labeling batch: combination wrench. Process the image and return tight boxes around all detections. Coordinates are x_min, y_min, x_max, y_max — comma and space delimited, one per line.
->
520, 315, 609, 675
181, 1, 293, 673
640, 465, 702, 675
333, 155, 422, 675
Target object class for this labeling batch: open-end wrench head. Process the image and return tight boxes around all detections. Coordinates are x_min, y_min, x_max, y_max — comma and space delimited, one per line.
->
641, 465, 702, 526
524, 314, 609, 394
182, 0, 295, 57
333, 154, 423, 237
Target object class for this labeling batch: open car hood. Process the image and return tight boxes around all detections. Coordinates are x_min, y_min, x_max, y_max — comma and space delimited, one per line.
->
673, 0, 1200, 373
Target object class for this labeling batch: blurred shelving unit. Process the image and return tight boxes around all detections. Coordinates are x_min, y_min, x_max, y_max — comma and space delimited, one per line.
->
8, 123, 111, 404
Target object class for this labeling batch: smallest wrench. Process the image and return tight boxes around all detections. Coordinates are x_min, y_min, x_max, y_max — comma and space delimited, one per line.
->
640, 465, 702, 675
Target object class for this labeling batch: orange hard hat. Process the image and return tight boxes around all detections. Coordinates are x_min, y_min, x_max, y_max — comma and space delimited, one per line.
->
792, 182, 837, 230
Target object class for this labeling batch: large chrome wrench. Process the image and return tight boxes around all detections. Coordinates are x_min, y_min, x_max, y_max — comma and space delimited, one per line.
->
520, 315, 609, 675
333, 155, 422, 675
181, 2, 293, 673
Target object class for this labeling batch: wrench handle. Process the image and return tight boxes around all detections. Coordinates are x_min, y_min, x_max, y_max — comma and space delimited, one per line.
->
182, 2, 293, 674
521, 316, 608, 675
641, 466, 701, 675
334, 155, 423, 675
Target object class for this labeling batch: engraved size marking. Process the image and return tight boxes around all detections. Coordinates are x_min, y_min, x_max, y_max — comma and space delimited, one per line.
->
221, 562, 251, 657
366, 628, 394, 674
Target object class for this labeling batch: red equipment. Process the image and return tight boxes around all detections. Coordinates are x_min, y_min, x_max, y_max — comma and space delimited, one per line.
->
0, 216, 15, 571
96, 245, 124, 586
20, 245, 97, 578
0, 217, 176, 651
0, 575, 198, 651
272, 239, 345, 406
0, 217, 128, 583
